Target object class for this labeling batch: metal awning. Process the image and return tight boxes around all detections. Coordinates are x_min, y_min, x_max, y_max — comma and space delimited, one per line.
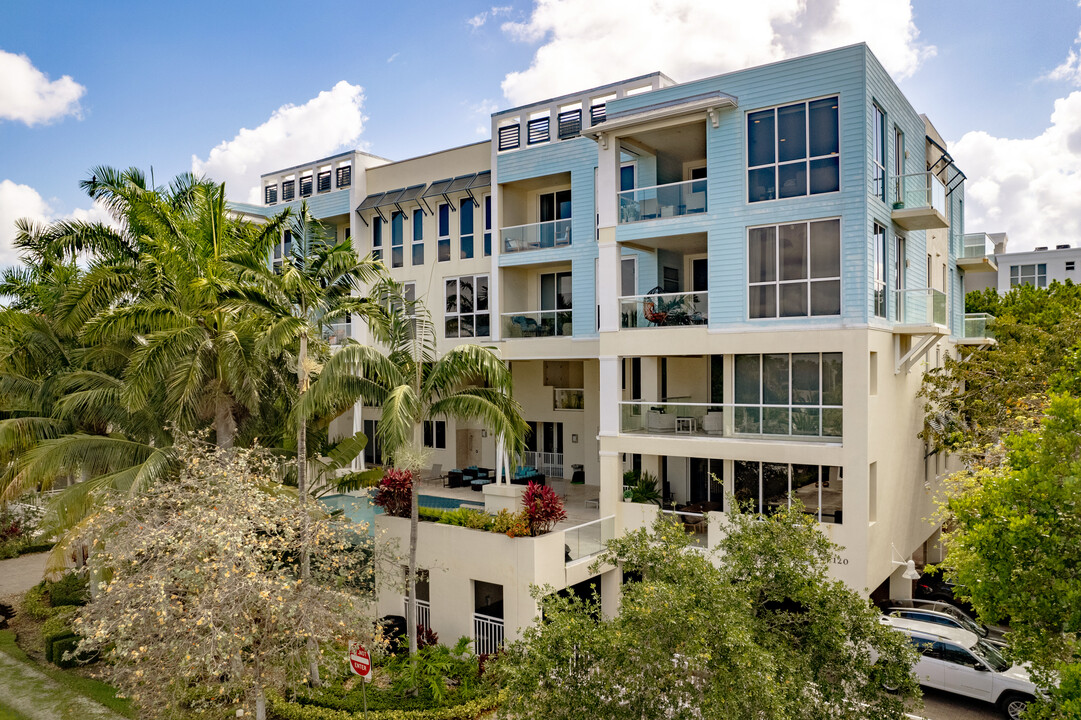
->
356, 183, 432, 225
356, 191, 386, 211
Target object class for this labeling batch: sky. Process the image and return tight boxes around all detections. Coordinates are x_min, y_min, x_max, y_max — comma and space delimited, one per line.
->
2, 0, 1081, 264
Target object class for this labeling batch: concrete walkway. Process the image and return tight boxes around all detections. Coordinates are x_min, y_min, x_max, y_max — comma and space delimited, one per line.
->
0, 651, 124, 720
0, 552, 48, 597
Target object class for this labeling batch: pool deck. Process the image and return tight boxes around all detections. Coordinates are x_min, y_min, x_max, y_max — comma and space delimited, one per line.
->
412, 474, 601, 529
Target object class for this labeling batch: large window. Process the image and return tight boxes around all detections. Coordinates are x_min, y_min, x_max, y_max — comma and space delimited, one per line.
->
437, 204, 451, 262
747, 96, 839, 203
423, 420, 446, 449
363, 419, 382, 465
412, 209, 424, 265
872, 104, 886, 200
873, 222, 887, 317
391, 211, 404, 268
733, 462, 843, 523
734, 352, 843, 437
748, 218, 841, 318
460, 199, 474, 259
540, 271, 572, 336
1010, 263, 1047, 288
445, 274, 489, 338
372, 217, 383, 262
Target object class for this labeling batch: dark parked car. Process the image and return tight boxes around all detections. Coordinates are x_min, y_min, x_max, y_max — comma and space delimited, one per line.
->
913, 573, 977, 615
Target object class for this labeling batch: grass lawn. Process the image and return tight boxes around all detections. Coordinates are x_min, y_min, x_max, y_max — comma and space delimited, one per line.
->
0, 630, 134, 719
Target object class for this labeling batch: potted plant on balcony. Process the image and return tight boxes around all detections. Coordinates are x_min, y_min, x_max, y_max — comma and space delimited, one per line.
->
522, 481, 567, 536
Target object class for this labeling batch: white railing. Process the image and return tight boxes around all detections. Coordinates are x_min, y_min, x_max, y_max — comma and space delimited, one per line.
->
501, 218, 572, 253
523, 451, 564, 478
563, 515, 615, 564
619, 291, 708, 328
619, 401, 842, 439
403, 598, 431, 630
660, 509, 709, 549
473, 613, 504, 656
618, 178, 707, 223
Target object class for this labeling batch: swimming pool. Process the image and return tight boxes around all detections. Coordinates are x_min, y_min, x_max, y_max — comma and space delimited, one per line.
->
319, 493, 484, 532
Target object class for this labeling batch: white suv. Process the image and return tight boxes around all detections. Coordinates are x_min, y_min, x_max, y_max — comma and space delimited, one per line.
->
880, 616, 1037, 719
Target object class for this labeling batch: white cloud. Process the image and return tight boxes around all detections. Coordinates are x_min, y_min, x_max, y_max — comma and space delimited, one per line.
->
387, 52, 400, 63
192, 81, 366, 204
470, 99, 499, 136
499, 0, 933, 105
0, 180, 114, 267
0, 49, 86, 126
952, 91, 1081, 252
468, 6, 512, 29
1046, 29, 1081, 85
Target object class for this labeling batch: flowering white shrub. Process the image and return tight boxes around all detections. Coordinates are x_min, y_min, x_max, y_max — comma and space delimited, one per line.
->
74, 438, 381, 720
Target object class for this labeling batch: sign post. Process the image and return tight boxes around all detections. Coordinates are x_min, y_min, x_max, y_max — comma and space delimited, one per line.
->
349, 642, 372, 716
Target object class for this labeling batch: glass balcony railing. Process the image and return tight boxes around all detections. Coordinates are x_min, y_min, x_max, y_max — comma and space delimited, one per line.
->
894, 288, 947, 326
619, 401, 842, 440
963, 312, 995, 340
618, 179, 707, 223
501, 310, 573, 338
620, 291, 708, 328
501, 219, 571, 253
563, 516, 615, 564
962, 243, 993, 258
892, 172, 947, 217
323, 322, 351, 346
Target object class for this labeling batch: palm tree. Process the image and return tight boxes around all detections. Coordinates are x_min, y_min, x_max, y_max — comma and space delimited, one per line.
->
229, 203, 386, 683
303, 287, 528, 655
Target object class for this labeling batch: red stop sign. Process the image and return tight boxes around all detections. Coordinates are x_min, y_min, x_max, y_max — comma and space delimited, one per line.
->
349, 642, 371, 679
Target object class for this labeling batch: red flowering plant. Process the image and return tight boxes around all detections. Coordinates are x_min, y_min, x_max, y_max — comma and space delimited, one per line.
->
521, 481, 567, 536
374, 469, 414, 518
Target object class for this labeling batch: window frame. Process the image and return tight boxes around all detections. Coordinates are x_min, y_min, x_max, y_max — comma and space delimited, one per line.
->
412, 208, 424, 266
437, 204, 451, 262
747, 217, 842, 319
1009, 263, 1047, 288
733, 352, 844, 438
390, 211, 405, 268
444, 274, 490, 339
873, 222, 887, 318
423, 420, 447, 449
372, 216, 383, 262
460, 198, 475, 260
872, 103, 886, 201
746, 94, 840, 204
483, 195, 492, 257
732, 460, 843, 523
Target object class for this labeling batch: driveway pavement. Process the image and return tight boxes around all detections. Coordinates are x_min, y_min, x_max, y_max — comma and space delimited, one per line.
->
913, 687, 1000, 720
0, 552, 48, 598
0, 649, 124, 720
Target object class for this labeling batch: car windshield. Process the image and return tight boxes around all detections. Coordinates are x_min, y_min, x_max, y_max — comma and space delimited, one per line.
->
954, 614, 988, 637
971, 639, 1010, 672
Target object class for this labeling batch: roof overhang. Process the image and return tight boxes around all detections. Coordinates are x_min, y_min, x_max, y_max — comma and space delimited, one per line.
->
586, 91, 738, 146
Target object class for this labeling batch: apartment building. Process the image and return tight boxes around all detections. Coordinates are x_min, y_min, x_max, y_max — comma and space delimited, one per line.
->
234, 43, 979, 653
962, 231, 1081, 294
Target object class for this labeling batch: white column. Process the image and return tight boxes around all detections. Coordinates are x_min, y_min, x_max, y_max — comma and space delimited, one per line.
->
598, 355, 620, 437
596, 137, 619, 229
597, 241, 620, 333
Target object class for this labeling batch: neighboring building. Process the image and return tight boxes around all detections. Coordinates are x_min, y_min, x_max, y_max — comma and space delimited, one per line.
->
233, 43, 979, 652
962, 231, 1081, 294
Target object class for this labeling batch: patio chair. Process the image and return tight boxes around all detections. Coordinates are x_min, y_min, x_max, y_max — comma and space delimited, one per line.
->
643, 300, 668, 326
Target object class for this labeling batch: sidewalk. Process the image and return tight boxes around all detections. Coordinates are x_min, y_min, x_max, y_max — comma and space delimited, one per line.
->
0, 651, 124, 720
0, 552, 48, 597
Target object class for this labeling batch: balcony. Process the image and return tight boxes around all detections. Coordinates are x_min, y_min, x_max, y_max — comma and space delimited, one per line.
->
620, 291, 707, 328
563, 515, 615, 564
958, 234, 998, 273
893, 288, 947, 331
891, 172, 948, 230
957, 312, 996, 346
323, 321, 351, 347
618, 179, 707, 223
619, 401, 842, 440
501, 219, 572, 254
501, 310, 573, 339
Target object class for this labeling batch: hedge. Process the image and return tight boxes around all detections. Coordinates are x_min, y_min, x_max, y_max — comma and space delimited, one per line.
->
268, 691, 503, 720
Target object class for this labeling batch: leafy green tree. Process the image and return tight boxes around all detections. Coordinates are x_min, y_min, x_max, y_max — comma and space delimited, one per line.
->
494, 506, 919, 720
935, 394, 1081, 718
303, 290, 528, 656
231, 202, 385, 683
920, 282, 1081, 463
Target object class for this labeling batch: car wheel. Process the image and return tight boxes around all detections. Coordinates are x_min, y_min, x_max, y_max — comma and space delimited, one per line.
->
997, 693, 1032, 720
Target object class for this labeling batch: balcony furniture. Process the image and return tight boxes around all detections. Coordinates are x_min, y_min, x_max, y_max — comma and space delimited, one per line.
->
510, 315, 539, 336
470, 478, 490, 491
640, 198, 660, 220
675, 417, 696, 434
427, 464, 446, 485
446, 470, 468, 489
643, 300, 668, 326
571, 464, 585, 484
510, 467, 546, 486
702, 411, 724, 435
646, 410, 676, 433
